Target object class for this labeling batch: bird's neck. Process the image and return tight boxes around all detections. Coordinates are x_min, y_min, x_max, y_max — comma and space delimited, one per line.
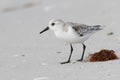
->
54, 29, 66, 38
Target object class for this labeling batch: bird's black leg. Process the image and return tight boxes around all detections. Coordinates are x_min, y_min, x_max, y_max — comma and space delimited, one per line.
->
77, 43, 86, 61
61, 44, 73, 64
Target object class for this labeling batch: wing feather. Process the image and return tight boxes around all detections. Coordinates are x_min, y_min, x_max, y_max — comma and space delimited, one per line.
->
66, 22, 102, 36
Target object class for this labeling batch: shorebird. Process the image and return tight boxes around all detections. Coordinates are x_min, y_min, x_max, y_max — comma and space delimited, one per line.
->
40, 19, 104, 64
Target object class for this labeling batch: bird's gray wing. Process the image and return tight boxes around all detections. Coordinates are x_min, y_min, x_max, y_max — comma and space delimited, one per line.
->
69, 22, 102, 36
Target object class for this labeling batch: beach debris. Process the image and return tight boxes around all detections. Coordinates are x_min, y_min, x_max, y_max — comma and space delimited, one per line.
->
89, 49, 119, 62
107, 32, 114, 36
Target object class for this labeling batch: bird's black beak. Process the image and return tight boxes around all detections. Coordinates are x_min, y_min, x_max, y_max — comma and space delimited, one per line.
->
40, 27, 49, 34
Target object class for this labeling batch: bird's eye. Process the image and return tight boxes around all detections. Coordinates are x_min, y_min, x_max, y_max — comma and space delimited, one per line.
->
80, 34, 83, 36
51, 23, 55, 26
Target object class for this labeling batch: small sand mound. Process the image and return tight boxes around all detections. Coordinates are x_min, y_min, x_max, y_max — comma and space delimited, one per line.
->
89, 49, 119, 62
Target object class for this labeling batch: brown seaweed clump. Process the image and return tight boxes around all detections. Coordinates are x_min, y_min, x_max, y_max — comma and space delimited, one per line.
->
90, 49, 119, 62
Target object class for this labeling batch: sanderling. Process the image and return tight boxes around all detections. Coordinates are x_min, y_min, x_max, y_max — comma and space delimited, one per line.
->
40, 19, 104, 64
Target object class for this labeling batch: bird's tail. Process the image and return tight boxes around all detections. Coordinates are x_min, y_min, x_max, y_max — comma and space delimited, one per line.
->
92, 25, 106, 30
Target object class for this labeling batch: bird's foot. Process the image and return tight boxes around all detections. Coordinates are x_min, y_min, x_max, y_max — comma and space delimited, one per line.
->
77, 58, 83, 62
60, 61, 70, 64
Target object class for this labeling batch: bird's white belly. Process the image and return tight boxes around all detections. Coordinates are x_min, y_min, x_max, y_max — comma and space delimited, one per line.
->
54, 31, 90, 43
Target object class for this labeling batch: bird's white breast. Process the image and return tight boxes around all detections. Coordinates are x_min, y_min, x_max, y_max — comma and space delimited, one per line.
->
54, 27, 84, 43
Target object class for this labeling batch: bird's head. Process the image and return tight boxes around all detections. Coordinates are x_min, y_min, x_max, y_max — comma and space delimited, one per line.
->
40, 19, 65, 34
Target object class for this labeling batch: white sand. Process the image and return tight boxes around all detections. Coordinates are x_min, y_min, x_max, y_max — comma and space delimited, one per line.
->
0, 0, 120, 80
